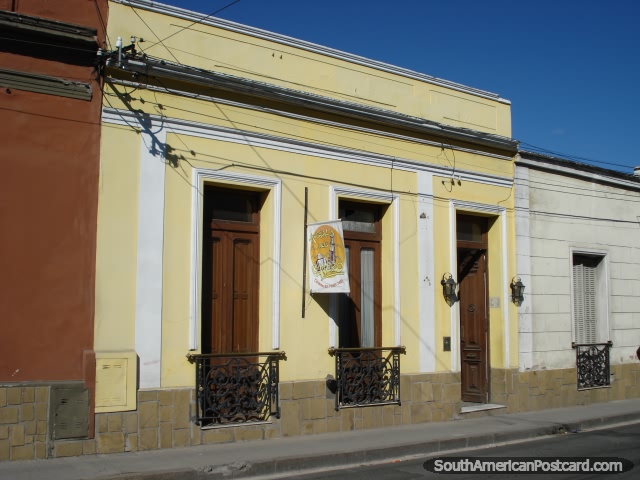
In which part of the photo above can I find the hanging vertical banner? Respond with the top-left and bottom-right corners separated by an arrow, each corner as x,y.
308,220 -> 350,293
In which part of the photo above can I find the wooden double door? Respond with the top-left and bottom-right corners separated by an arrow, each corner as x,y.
201,187 -> 260,355
457,215 -> 489,403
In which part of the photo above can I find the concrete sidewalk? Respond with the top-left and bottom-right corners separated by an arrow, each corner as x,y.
3,399 -> 640,480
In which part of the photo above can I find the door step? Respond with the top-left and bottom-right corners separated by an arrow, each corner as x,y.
460,403 -> 506,414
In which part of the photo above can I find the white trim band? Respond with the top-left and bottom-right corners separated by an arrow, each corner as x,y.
102,109 -> 513,189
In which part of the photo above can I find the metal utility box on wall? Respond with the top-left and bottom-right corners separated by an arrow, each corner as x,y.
49,383 -> 89,440
94,350 -> 138,413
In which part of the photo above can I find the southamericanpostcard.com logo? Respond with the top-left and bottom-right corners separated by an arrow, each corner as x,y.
423,457 -> 634,474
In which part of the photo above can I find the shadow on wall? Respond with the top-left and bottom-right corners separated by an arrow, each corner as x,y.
0,31 -> 97,66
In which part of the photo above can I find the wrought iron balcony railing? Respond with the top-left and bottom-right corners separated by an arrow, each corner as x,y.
328,346 -> 406,410
572,341 -> 612,389
187,351 -> 286,426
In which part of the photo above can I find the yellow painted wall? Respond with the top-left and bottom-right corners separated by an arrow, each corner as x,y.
96,2 -> 520,392
93,123 -> 141,412
156,132 -> 417,384
107,1 -> 512,137
96,87 -> 519,385
94,123 -> 140,352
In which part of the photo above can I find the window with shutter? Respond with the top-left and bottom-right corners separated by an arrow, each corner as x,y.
572,255 -> 600,344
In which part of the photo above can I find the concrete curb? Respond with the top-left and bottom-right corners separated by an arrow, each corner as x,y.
94,410 -> 640,480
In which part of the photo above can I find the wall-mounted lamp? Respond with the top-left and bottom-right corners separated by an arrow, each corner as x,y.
510,276 -> 525,305
441,273 -> 457,305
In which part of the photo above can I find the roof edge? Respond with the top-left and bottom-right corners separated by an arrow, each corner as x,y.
113,0 -> 511,105
109,56 -> 518,153
517,150 -> 640,191
0,9 -> 98,39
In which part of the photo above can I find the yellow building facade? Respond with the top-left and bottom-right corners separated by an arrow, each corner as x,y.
92,0 -> 521,452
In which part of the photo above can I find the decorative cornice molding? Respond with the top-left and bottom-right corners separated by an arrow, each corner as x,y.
114,0 -> 510,104
516,154 -> 640,192
109,78 -> 514,163
0,10 -> 98,43
102,108 -> 513,189
110,57 -> 518,153
449,199 -> 507,215
0,68 -> 92,100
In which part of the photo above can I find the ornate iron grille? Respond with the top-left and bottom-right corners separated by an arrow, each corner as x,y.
572,342 -> 612,389
187,351 -> 285,426
329,347 -> 405,410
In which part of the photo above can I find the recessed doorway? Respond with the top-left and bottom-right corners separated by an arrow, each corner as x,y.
457,214 -> 490,403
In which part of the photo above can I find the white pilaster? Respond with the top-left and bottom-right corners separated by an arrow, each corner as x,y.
418,172 -> 436,372
515,164 -> 533,370
135,126 -> 167,389
501,209 -> 510,368
448,201 -> 458,372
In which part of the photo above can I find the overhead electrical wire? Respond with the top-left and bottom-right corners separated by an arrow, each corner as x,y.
103,74 -> 640,213
0,36 -> 98,53
103,87 -> 514,180
3,3 -> 634,223
520,141 -> 634,171
102,94 -> 640,225
104,42 -> 518,160
104,73 -> 515,178
144,0 -> 242,52
514,183 -> 640,204
106,44 -> 515,163
104,79 -> 640,207
529,210 -> 640,225
120,4 -> 634,179
101,94 -> 640,227
154,44 -> 398,108
515,179 -> 640,200
161,142 -> 640,228
93,0 -> 111,50
100,29 -> 639,224
129,7 -> 182,65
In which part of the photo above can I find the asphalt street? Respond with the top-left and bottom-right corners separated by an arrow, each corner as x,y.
284,422 -> 640,480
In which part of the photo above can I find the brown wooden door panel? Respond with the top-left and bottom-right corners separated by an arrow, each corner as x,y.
231,235 -> 258,354
208,236 -> 225,354
339,240 -> 382,348
201,187 -> 260,357
458,247 -> 488,403
462,361 -> 483,394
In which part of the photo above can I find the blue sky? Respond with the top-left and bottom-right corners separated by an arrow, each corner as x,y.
155,0 -> 639,173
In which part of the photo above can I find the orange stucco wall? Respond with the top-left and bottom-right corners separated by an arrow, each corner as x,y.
0,0 -> 108,384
